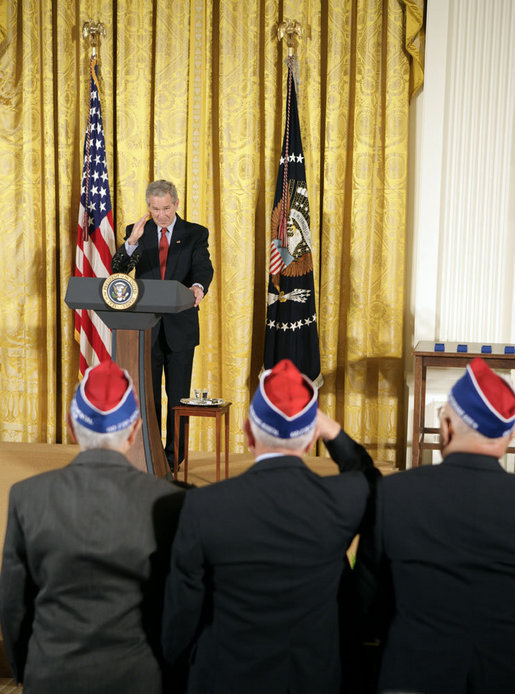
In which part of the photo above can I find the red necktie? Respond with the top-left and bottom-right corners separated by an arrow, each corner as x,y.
159,228 -> 169,280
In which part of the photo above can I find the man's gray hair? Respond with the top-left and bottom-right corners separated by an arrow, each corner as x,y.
445,401 -> 489,440
146,179 -> 178,204
71,417 -> 133,451
249,418 -> 315,452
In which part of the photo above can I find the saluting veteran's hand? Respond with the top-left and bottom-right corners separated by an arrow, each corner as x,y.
127,212 -> 150,245
316,410 -> 342,442
190,285 -> 204,307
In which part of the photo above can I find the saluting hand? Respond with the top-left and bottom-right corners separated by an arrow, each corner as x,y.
127,212 -> 150,245
316,410 -> 342,442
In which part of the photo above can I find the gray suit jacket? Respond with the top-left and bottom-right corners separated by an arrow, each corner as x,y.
0,449 -> 185,694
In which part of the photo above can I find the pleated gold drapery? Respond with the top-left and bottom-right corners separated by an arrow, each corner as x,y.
0,0 -> 424,466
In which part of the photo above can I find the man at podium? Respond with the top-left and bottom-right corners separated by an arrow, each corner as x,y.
112,179 -> 213,472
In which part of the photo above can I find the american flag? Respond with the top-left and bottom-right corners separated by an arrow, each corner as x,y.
74,55 -> 116,377
264,56 -> 322,385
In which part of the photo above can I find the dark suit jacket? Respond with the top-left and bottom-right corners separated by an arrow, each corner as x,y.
0,450 -> 185,694
360,452 -> 515,694
112,215 -> 213,351
162,431 -> 376,694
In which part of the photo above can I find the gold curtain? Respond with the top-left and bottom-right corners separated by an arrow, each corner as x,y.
0,0 -> 425,466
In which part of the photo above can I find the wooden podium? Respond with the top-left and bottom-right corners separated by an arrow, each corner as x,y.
65,277 -> 194,477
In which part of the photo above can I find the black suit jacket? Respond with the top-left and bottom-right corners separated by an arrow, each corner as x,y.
162,431 -> 376,694
359,452 -> 515,694
0,450 -> 185,694
112,215 -> 213,350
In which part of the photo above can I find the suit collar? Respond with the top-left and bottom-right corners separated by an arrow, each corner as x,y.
164,214 -> 185,279
70,449 -> 133,468
245,454 -> 308,473
173,213 -> 184,231
442,452 -> 505,472
144,217 -> 158,236
140,220 -> 161,279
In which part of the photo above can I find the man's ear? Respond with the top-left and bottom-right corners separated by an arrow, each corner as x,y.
304,426 -> 319,453
67,413 -> 78,444
127,418 -> 142,447
243,418 -> 256,450
439,413 -> 453,449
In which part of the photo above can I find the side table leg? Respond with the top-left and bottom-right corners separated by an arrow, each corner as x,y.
174,411 -> 180,480
183,417 -> 189,483
224,410 -> 230,479
215,412 -> 221,481
412,355 -> 422,467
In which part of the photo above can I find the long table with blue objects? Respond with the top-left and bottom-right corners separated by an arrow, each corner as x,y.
412,341 -> 515,467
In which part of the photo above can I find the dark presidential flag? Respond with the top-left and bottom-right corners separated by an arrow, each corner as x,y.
74,55 -> 116,377
264,56 -> 322,385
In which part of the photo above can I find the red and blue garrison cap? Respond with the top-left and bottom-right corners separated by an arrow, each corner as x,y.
449,357 -> 515,438
249,359 -> 318,440
71,359 -> 139,434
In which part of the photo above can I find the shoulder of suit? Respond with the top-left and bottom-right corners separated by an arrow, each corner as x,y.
11,467 -> 61,496
175,215 -> 209,235
380,465 -> 435,492
181,478 -> 234,507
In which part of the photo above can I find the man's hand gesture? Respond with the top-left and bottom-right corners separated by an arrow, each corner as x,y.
190,285 -> 205,307
127,212 -> 150,245
316,410 -> 342,442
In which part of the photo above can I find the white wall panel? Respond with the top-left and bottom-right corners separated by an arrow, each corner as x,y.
406,0 -> 515,467
437,0 -> 515,342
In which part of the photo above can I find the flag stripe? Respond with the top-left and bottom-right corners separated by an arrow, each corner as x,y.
270,243 -> 286,275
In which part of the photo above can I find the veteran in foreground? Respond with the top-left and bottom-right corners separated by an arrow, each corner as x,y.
0,359 -> 185,694
162,358 -> 378,694
357,357 -> 515,694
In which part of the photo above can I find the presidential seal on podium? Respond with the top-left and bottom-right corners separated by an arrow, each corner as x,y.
102,273 -> 139,310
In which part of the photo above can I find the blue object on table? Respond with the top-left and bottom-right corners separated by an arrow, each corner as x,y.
505,345 -> 515,354
457,344 -> 467,352
481,345 -> 492,353
434,343 -> 445,352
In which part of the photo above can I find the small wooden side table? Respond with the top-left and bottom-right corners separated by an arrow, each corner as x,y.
412,341 -> 515,467
173,402 -> 232,483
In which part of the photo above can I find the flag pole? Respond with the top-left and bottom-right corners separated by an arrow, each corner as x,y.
264,18 -> 322,386
277,19 -> 303,56
80,20 -> 106,239
82,19 -> 106,57
274,20 -> 303,281
75,18 -> 116,375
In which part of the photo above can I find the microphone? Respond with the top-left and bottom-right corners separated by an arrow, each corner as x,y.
111,247 -> 142,274
126,248 -> 142,272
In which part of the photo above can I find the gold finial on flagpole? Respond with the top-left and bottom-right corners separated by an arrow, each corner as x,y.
82,19 -> 106,57
277,19 -> 303,56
